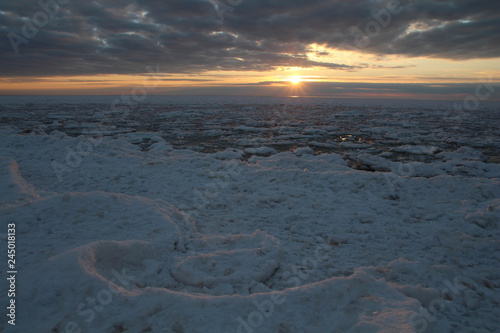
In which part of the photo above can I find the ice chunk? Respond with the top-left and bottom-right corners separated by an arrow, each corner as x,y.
212,148 -> 244,160
244,147 -> 277,157
393,145 -> 441,155
293,147 -> 315,156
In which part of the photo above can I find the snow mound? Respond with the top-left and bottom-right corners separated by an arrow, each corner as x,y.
357,154 -> 393,172
1,188 -> 193,260
0,156 -> 38,204
148,141 -> 174,155
172,248 -> 279,289
34,247 -> 422,333
1,158 -> 421,332
172,231 -> 281,289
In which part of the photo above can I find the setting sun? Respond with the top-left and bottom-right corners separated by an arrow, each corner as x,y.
290,76 -> 302,84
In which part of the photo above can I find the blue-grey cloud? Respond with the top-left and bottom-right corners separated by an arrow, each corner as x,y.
0,0 -> 499,77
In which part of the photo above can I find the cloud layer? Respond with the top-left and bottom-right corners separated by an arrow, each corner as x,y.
1,0 -> 499,76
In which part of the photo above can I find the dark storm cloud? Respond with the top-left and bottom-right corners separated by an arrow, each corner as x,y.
1,0 -> 499,77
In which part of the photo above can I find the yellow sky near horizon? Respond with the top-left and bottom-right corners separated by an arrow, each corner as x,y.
1,49 -> 499,98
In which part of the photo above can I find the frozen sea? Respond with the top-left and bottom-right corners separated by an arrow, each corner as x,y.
1,96 -> 499,332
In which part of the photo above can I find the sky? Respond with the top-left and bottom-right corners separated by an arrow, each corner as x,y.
1,0 -> 499,100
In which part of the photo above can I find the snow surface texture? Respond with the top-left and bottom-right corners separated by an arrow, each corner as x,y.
1,99 -> 499,332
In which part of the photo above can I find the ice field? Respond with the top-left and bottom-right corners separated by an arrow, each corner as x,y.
1,96 -> 499,332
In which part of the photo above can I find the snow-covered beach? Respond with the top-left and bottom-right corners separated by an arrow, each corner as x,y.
1,96 -> 499,332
